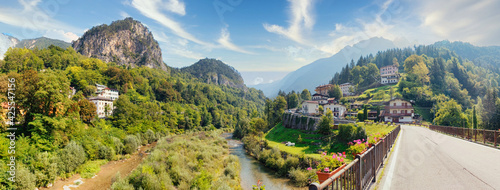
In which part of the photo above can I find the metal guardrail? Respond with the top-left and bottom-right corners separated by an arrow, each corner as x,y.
309,125 -> 401,190
428,125 -> 499,148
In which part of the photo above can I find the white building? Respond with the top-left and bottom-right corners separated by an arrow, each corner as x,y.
89,84 -> 119,118
383,98 -> 414,123
302,101 -> 319,115
339,83 -> 353,96
96,84 -> 119,100
89,97 -> 114,118
312,93 -> 328,105
380,65 -> 399,84
324,103 -> 347,119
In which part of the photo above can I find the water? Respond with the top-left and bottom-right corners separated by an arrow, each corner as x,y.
222,133 -> 305,190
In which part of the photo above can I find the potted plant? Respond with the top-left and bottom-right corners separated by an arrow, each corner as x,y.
347,139 -> 368,157
316,152 -> 347,183
367,132 -> 386,147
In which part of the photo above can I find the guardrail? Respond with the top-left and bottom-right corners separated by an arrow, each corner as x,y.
428,125 -> 499,148
309,125 -> 401,190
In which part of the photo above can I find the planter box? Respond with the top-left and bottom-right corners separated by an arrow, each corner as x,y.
316,164 -> 346,183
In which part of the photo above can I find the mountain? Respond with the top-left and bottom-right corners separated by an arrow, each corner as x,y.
433,40 -> 500,73
180,58 -> 245,89
72,17 -> 167,71
15,37 -> 71,50
252,37 -> 396,97
0,33 -> 19,59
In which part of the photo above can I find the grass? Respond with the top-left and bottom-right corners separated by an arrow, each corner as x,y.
265,123 -> 397,160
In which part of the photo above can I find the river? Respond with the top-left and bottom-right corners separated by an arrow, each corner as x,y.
223,133 -> 305,190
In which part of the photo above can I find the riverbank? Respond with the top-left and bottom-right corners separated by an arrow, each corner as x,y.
223,133 -> 305,190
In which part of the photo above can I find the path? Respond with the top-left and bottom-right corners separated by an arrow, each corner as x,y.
43,142 -> 156,190
378,125 -> 500,190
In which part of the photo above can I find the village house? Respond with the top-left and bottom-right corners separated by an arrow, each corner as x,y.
380,65 -> 399,84
324,103 -> 347,119
89,84 -> 119,118
383,98 -> 414,123
315,84 -> 334,96
340,83 -> 353,96
301,101 -> 319,115
312,93 -> 328,105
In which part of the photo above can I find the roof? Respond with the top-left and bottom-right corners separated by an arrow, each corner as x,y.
316,84 -> 334,88
380,65 -> 398,69
312,93 -> 326,96
88,97 -> 114,101
340,82 -> 352,86
387,98 -> 412,104
104,87 -> 119,92
327,98 -> 336,101
303,101 -> 319,104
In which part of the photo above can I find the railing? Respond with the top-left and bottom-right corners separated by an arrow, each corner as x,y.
429,125 -> 499,148
309,125 -> 401,190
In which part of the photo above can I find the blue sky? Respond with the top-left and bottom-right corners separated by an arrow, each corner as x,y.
1,0 -> 500,80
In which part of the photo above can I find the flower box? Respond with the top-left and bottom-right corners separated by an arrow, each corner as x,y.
316,164 -> 346,183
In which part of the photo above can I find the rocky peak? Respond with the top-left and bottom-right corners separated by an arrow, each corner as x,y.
72,17 -> 167,71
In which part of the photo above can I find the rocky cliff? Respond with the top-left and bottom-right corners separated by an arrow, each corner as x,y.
16,37 -> 71,50
72,17 -> 167,71
282,113 -> 320,131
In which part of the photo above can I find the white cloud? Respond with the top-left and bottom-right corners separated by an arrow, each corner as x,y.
164,0 -> 186,16
217,26 -> 254,54
263,0 -> 315,44
120,11 -> 130,18
131,0 -> 210,46
44,29 -> 79,42
253,77 -> 264,85
0,0 -> 81,41
416,0 -> 500,46
152,31 -> 203,60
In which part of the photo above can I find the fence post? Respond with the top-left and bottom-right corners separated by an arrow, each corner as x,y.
483,129 -> 486,144
356,155 -> 361,190
495,131 -> 498,148
372,146 -> 376,183
475,129 -> 477,142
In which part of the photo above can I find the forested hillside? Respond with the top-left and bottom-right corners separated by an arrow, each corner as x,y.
0,45 -> 265,189
330,44 -> 500,130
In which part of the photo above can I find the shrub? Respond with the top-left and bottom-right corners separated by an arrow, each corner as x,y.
337,124 -> 356,142
98,144 -> 114,160
15,164 -> 36,190
123,135 -> 139,154
76,160 -> 107,178
59,141 -> 87,173
112,137 -> 124,155
354,126 -> 367,140
289,168 -> 316,187
144,129 -> 156,143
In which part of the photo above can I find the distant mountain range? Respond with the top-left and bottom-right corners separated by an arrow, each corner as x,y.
251,37 -> 396,97
0,34 -> 71,59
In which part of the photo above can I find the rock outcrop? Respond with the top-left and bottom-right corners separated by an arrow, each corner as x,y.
72,17 -> 167,71
181,58 -> 246,89
282,113 -> 320,131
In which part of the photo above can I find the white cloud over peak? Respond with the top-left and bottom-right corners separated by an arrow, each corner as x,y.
131,0 -> 210,46
0,0 -> 81,42
217,27 -> 254,54
263,0 -> 316,44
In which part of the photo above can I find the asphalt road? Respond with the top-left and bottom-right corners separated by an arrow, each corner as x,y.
378,125 -> 500,190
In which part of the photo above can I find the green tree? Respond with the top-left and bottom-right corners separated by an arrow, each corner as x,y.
300,89 -> 311,100
78,99 -> 97,123
318,105 -> 324,115
328,85 -> 343,100
318,109 -> 333,135
363,105 -> 368,121
286,92 -> 299,109
59,141 -> 87,173
433,99 -> 467,127
473,106 -> 477,129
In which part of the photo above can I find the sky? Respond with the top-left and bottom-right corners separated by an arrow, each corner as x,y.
1,0 -> 500,85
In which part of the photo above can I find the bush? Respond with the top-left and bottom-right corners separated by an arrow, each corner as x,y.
144,129 -> 156,143
123,135 -> 139,154
288,168 -> 316,187
112,137 -> 124,155
337,124 -> 356,142
76,160 -> 107,178
98,144 -> 115,160
15,164 -> 36,190
59,141 -> 87,173
354,126 -> 367,140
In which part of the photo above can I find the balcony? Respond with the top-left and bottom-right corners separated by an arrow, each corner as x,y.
385,105 -> 413,109
383,112 -> 413,117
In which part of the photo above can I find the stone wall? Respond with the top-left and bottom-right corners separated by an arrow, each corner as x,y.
282,113 -> 320,131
